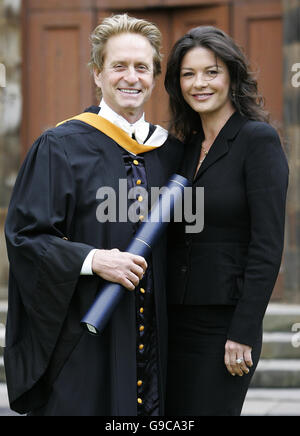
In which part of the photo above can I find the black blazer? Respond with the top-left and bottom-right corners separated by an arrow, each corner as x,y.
167,111 -> 289,347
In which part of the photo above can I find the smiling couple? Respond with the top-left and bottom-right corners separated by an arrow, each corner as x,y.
4,14 -> 288,416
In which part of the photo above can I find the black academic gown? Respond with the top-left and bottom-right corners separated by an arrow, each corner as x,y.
4,107 -> 183,415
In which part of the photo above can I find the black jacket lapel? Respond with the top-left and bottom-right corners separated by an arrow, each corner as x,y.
194,112 -> 248,182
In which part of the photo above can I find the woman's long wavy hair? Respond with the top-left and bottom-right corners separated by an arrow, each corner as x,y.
165,26 -> 270,142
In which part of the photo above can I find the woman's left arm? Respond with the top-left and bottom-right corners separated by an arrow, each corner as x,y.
225,123 -> 289,374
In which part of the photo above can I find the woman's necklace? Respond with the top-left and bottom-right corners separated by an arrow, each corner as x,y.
194,143 -> 211,179
199,144 -> 209,165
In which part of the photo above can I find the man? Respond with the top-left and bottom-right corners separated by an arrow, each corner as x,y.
4,14 -> 183,416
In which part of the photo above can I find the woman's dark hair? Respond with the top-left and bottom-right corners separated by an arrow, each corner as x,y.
165,26 -> 269,142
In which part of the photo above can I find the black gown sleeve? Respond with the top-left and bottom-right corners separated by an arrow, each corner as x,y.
4,131 -> 95,410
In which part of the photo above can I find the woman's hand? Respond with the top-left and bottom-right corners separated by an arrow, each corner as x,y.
224,340 -> 253,377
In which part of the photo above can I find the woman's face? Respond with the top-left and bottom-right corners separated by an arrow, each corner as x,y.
180,46 -> 234,118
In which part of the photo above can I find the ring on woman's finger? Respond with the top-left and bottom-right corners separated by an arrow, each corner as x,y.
236,358 -> 244,364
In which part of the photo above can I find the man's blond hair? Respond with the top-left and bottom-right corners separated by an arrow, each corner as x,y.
89,14 -> 163,77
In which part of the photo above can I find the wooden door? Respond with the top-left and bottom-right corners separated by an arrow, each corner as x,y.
233,0 -> 283,128
22,8 -> 95,151
233,0 -> 284,299
172,5 -> 229,41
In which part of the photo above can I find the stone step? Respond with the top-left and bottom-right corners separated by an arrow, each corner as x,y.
0,302 -> 6,367
0,288 -> 8,302
0,326 -> 4,355
242,388 -> 300,416
0,301 -> 7,325
0,306 -> 5,382
263,303 -> 300,332
0,323 -> 5,382
0,358 -> 4,384
251,359 -> 300,388
0,302 -> 5,371
261,332 -> 300,359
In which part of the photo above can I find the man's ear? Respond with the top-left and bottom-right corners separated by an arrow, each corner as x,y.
151,77 -> 156,93
93,68 -> 102,88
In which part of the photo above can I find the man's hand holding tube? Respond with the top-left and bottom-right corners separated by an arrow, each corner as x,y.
92,248 -> 147,291
81,174 -> 191,335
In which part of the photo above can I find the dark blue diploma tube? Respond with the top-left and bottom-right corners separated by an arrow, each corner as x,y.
81,174 -> 190,335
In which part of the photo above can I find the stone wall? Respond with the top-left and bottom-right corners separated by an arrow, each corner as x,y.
283,0 -> 300,302
0,0 -> 21,299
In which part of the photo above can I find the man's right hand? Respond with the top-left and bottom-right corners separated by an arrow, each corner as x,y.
92,249 -> 147,291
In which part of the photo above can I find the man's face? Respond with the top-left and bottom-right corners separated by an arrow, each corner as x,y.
94,33 -> 156,123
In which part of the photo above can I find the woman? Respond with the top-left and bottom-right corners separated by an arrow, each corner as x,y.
164,26 -> 289,416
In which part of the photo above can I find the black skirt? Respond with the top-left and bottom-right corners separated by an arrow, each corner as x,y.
166,305 -> 262,416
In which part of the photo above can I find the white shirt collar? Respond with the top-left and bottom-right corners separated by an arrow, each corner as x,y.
98,99 -> 149,144
98,99 -> 169,152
